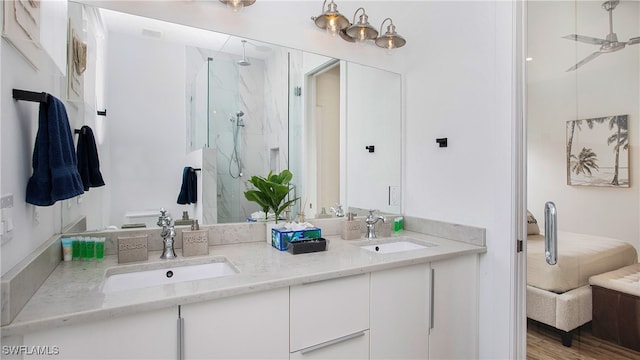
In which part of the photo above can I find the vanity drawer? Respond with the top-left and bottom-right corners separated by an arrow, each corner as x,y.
290,273 -> 369,352
290,330 -> 369,359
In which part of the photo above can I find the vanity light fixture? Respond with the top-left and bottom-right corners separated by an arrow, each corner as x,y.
345,7 -> 378,44
219,0 -> 256,12
375,18 -> 406,50
311,0 -> 349,37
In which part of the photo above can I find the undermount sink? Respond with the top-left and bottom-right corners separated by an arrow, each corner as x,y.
360,237 -> 438,254
102,258 -> 238,293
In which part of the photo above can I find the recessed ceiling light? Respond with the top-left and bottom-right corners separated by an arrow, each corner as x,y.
525,57 -> 533,62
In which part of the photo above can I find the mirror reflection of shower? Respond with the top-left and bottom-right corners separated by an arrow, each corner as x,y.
229,110 -> 245,178
237,40 -> 251,67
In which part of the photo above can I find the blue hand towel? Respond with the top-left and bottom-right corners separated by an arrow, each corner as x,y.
76,125 -> 105,191
177,167 -> 198,205
26,95 -> 84,206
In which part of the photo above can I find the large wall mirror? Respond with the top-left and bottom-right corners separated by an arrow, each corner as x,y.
63,2 -> 401,232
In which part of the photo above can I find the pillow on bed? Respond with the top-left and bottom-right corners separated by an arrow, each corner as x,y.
527,210 -> 540,235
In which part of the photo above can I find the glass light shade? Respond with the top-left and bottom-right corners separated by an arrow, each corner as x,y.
325,16 -> 344,36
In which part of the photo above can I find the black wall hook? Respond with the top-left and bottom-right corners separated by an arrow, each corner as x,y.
436,138 -> 448,148
12,89 -> 48,103
365,145 -> 375,153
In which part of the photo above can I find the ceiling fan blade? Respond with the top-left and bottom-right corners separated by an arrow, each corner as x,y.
628,36 -> 640,45
566,51 -> 603,72
562,34 -> 607,45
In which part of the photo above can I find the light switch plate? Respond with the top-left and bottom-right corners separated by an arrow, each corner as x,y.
389,186 -> 401,206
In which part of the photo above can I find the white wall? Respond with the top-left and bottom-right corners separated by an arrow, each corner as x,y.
527,0 -> 639,251
1,2 -> 94,275
106,31 -> 190,225
7,1 -> 519,357
401,2 -> 518,358
346,62 -> 402,214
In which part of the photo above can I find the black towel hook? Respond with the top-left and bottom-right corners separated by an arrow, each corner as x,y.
12,89 -> 48,103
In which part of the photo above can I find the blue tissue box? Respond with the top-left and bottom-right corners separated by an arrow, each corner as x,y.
271,227 -> 322,251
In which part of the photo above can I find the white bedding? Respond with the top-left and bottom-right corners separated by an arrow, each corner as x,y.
527,232 -> 637,293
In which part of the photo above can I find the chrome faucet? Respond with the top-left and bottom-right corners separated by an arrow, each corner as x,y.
158,209 -> 177,260
365,209 -> 385,239
330,204 -> 345,217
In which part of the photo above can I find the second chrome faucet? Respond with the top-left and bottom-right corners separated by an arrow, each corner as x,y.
365,209 -> 385,239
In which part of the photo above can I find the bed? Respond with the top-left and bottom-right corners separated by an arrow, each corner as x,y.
526,229 -> 638,346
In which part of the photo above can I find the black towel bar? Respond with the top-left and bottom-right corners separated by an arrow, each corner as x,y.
12,89 -> 48,103
97,109 -> 107,116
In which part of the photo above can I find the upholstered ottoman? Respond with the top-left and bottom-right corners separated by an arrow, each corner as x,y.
589,263 -> 640,351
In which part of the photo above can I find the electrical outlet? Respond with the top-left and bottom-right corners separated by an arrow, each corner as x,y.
1,194 -> 14,209
1,199 -> 14,245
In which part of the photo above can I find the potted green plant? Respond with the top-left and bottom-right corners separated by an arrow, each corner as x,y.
244,169 -> 299,224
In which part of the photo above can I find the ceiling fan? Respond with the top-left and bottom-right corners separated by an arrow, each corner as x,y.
563,0 -> 640,71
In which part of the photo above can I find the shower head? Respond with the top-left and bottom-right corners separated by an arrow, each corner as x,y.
237,40 -> 251,66
236,111 -> 244,117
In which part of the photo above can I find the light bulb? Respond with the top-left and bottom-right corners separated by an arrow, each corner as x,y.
355,29 -> 367,45
326,16 -> 339,37
228,0 -> 244,12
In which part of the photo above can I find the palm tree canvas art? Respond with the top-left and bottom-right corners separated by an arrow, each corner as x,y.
566,115 -> 629,187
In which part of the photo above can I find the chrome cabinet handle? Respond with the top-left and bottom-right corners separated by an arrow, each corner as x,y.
544,201 -> 558,265
430,268 -> 435,331
177,307 -> 184,360
299,331 -> 365,354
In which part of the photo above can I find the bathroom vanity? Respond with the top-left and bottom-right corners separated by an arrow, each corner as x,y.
1,221 -> 484,360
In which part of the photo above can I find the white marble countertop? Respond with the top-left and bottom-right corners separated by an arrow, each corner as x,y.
1,231 -> 485,337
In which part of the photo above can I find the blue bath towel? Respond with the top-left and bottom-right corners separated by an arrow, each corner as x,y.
177,167 -> 198,205
26,95 -> 84,206
76,125 -> 105,191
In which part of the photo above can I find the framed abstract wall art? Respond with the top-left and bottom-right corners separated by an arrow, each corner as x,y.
2,0 -> 42,69
566,115 -> 629,187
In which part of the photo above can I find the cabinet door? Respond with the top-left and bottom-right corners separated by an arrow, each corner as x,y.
290,330 -> 369,360
181,287 -> 289,359
370,263 -> 430,360
23,307 -> 177,359
429,254 -> 479,360
290,273 -> 369,353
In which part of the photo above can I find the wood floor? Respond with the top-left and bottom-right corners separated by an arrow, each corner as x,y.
527,320 -> 640,360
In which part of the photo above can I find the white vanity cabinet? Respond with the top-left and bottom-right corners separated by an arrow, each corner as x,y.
180,287 -> 289,359
290,273 -> 370,359
370,254 -> 479,360
22,307 -> 177,359
370,263 -> 431,359
429,254 -> 479,359
14,251 -> 478,360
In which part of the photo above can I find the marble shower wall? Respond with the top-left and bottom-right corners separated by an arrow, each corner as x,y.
188,45 -> 289,223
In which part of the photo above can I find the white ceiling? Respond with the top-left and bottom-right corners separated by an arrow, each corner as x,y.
98,7 -> 276,59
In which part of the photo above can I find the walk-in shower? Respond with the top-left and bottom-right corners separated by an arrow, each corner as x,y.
229,110 -> 245,178
186,38 -> 274,223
